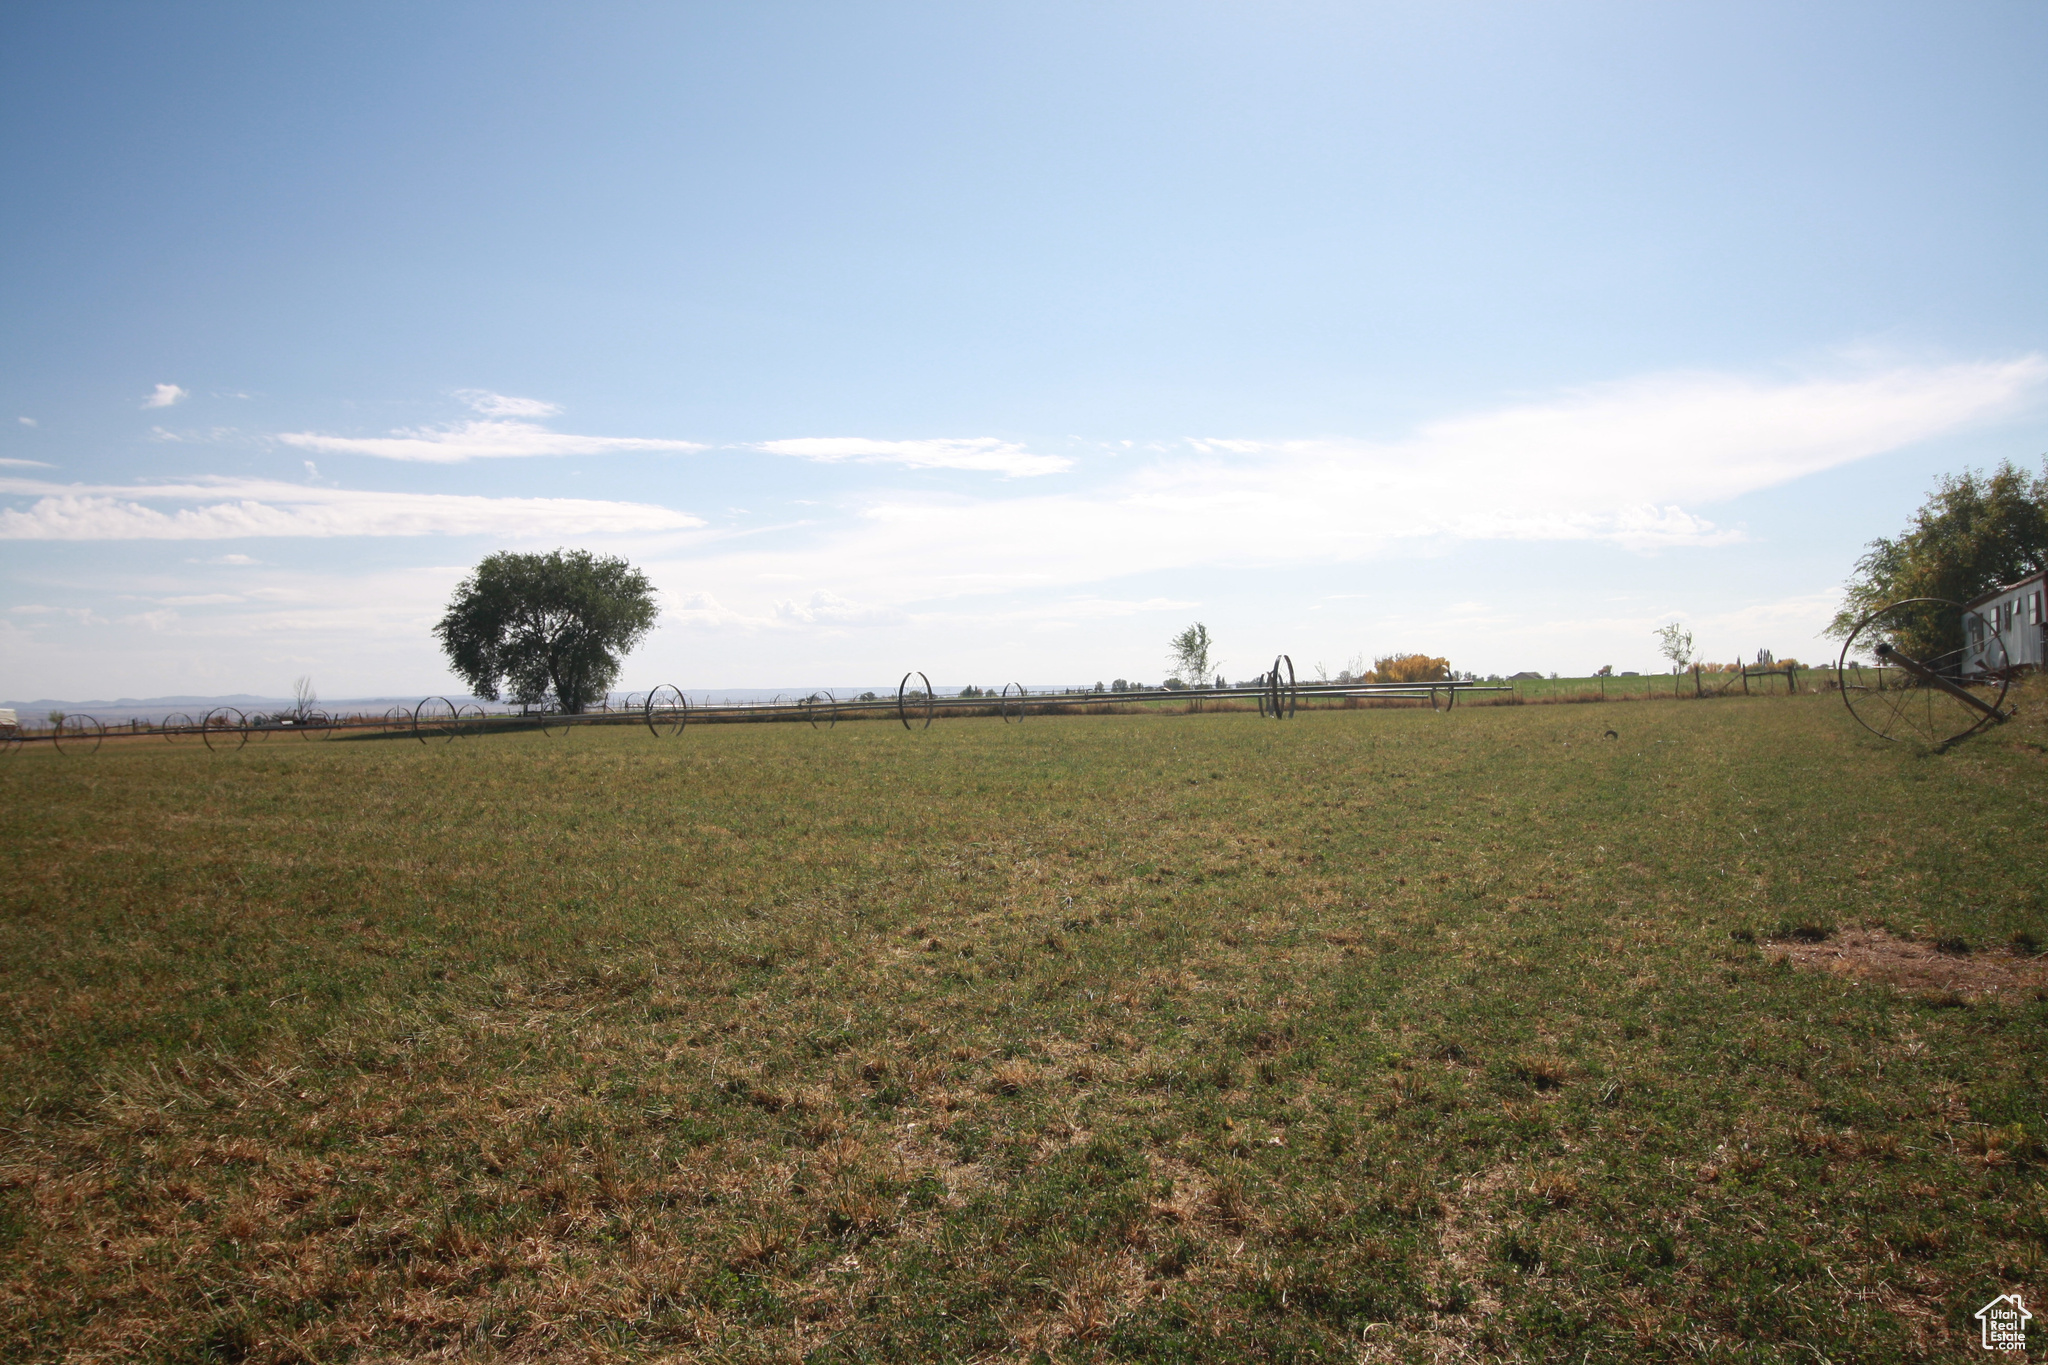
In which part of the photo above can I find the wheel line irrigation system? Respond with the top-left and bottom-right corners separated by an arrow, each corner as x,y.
4,656 -> 1513,755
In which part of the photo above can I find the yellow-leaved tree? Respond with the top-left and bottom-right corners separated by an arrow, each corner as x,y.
1371,653 -> 1451,683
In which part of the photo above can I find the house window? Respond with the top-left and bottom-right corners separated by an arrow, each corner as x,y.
2032,590 -> 2043,625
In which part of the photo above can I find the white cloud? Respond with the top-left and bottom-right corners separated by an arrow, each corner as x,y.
663,590 -> 770,630
144,384 -> 188,409
976,595 -> 1198,623
666,356 -> 2047,611
772,591 -> 909,627
9,604 -> 105,625
150,425 -> 239,443
0,476 -> 705,540
758,437 -> 1072,477
279,418 -> 704,463
0,458 -> 52,469
455,390 -> 563,418
17,417 -> 35,427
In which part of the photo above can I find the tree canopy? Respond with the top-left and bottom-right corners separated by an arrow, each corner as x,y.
1829,459 -> 2048,653
1167,623 -> 1216,686
434,550 -> 659,714
1370,653 -> 1452,684
1653,622 -> 1694,671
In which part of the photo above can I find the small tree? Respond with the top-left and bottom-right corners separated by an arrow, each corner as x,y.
1654,622 -> 1694,672
1167,623 -> 1217,687
1373,653 -> 1451,683
1595,664 -> 1614,677
435,549 -> 659,714
291,676 -> 317,721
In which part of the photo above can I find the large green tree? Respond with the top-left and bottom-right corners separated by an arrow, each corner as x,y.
1830,459 -> 2048,654
435,550 -> 659,714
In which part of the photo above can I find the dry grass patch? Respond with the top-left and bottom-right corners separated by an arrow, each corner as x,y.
1770,926 -> 2048,1000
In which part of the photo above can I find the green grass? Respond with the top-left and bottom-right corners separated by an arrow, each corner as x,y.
3,686 -> 2045,1362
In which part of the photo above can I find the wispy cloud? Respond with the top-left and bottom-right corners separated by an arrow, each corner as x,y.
665,356 -> 2047,614
17,417 -> 35,427
278,393 -> 702,463
772,591 -> 909,628
454,390 -> 563,418
143,383 -> 188,409
278,420 -> 705,463
150,425 -> 239,443
757,437 -> 1072,477
1232,356 -> 2048,512
0,458 -> 52,469
0,476 -> 705,540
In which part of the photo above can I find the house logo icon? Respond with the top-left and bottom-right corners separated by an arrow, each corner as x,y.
1976,1293 -> 2031,1351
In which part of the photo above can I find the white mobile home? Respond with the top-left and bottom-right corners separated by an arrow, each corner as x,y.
1963,570 -> 2047,674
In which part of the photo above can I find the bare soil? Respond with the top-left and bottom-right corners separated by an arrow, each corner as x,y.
1772,927 -> 2048,999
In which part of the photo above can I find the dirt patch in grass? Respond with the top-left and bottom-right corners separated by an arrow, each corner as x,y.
1771,927 -> 2048,999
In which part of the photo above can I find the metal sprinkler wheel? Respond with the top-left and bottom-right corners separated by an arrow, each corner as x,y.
51,715 -> 102,755
645,684 -> 688,738
898,671 -> 934,730
161,712 -> 197,743
455,703 -> 487,738
1263,655 -> 1297,720
1837,597 -> 2010,748
999,682 -> 1027,723
803,690 -> 838,730
199,707 -> 248,752
413,696 -> 460,743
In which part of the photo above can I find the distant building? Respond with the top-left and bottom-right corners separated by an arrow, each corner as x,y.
1963,570 -> 2046,674
1508,671 -> 1543,681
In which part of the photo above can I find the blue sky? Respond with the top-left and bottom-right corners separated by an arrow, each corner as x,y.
4,1 -> 2046,700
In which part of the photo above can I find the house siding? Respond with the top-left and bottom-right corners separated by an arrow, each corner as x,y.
1962,569 -> 2048,673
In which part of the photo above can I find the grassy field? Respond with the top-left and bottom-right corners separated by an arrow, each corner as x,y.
1488,672 -> 1809,705
3,685 -> 2045,1363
